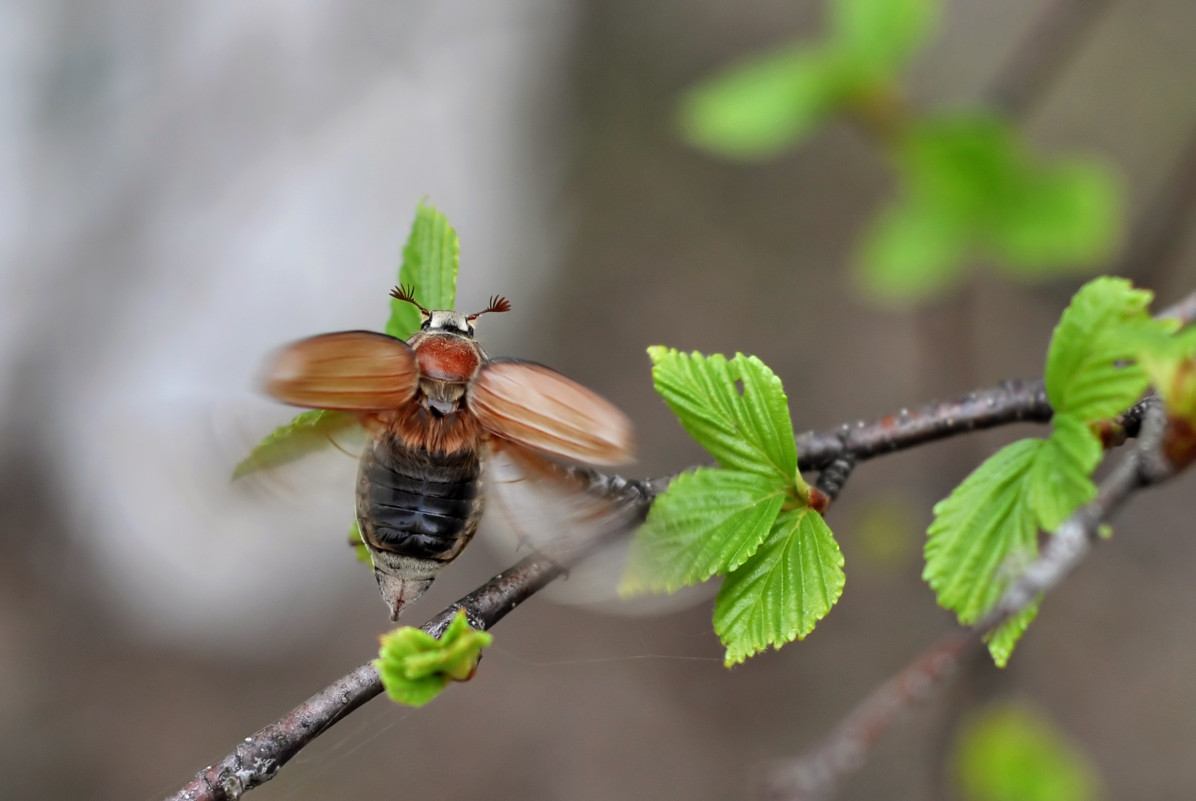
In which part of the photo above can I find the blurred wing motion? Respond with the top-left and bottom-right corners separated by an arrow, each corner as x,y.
484,439 -> 708,615
265,331 -> 418,411
485,438 -> 645,563
469,359 -> 635,467
485,439 -> 708,616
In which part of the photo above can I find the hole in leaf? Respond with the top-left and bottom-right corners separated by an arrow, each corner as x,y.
734,378 -> 745,396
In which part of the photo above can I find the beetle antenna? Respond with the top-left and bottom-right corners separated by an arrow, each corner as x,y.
467,295 -> 512,322
390,285 -> 429,316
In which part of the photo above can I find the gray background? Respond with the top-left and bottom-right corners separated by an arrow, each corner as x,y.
2,1 -> 1195,799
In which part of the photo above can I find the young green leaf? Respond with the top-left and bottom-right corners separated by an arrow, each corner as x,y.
1044,276 -> 1161,421
952,701 -> 1103,801
386,201 -> 461,339
1137,327 -> 1196,469
375,610 -> 492,707
988,417 -> 1098,664
984,603 -> 1039,670
713,508 -> 845,666
858,115 -> 1122,305
989,159 -> 1119,273
856,199 -> 969,303
232,410 -> 359,479
678,45 -> 849,160
1140,327 -> 1196,422
831,0 -> 940,80
1028,415 -> 1099,530
621,468 -> 787,594
647,347 -> 798,482
677,0 -> 940,160
925,439 -> 1041,627
926,420 -> 1098,664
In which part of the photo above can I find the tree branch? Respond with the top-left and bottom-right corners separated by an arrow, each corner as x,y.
757,401 -> 1182,801
168,555 -> 565,801
794,378 -> 1051,471
169,291 -> 1196,801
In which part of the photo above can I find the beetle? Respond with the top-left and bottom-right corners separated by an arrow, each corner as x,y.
262,286 -> 635,620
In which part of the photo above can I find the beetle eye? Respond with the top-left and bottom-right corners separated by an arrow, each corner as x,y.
420,319 -> 431,331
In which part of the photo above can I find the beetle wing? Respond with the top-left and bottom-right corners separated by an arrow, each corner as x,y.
264,331 -> 418,411
468,359 -> 634,467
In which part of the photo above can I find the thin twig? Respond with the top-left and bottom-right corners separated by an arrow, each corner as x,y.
794,378 -> 1051,471
758,630 -> 980,801
758,402 -> 1180,801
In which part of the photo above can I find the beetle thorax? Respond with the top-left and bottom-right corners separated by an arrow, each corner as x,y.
406,327 -> 486,418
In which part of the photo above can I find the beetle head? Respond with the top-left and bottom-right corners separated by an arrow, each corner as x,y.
390,286 -> 511,339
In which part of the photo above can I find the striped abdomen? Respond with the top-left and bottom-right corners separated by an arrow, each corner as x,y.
356,437 -> 483,564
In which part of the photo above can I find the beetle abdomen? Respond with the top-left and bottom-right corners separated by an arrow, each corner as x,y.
357,438 -> 483,562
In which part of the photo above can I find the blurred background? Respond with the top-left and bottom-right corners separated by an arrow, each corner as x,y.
2,1 -> 1195,799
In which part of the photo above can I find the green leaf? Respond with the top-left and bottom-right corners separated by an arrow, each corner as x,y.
926,423 -> 1099,665
856,199 -> 969,303
1029,415 -> 1100,530
860,115 -> 1123,304
952,701 -> 1103,801
678,44 -> 849,160
831,0 -> 940,79
648,347 -> 798,482
1044,277 -> 1159,420
677,0 -> 940,161
900,115 -> 1023,223
232,410 -> 359,479
925,440 -> 1040,626
386,201 -> 460,339
622,468 -> 787,594
713,508 -> 845,666
998,415 -> 1100,665
984,602 -> 1039,669
375,610 -> 492,707
1139,327 -> 1196,424
990,160 -> 1120,273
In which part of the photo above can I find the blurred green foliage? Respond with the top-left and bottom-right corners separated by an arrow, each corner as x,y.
677,0 -> 1122,305
952,701 -> 1103,801
679,0 -> 939,159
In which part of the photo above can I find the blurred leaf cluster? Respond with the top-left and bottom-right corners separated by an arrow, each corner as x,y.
679,0 -> 1120,304
951,701 -> 1103,801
